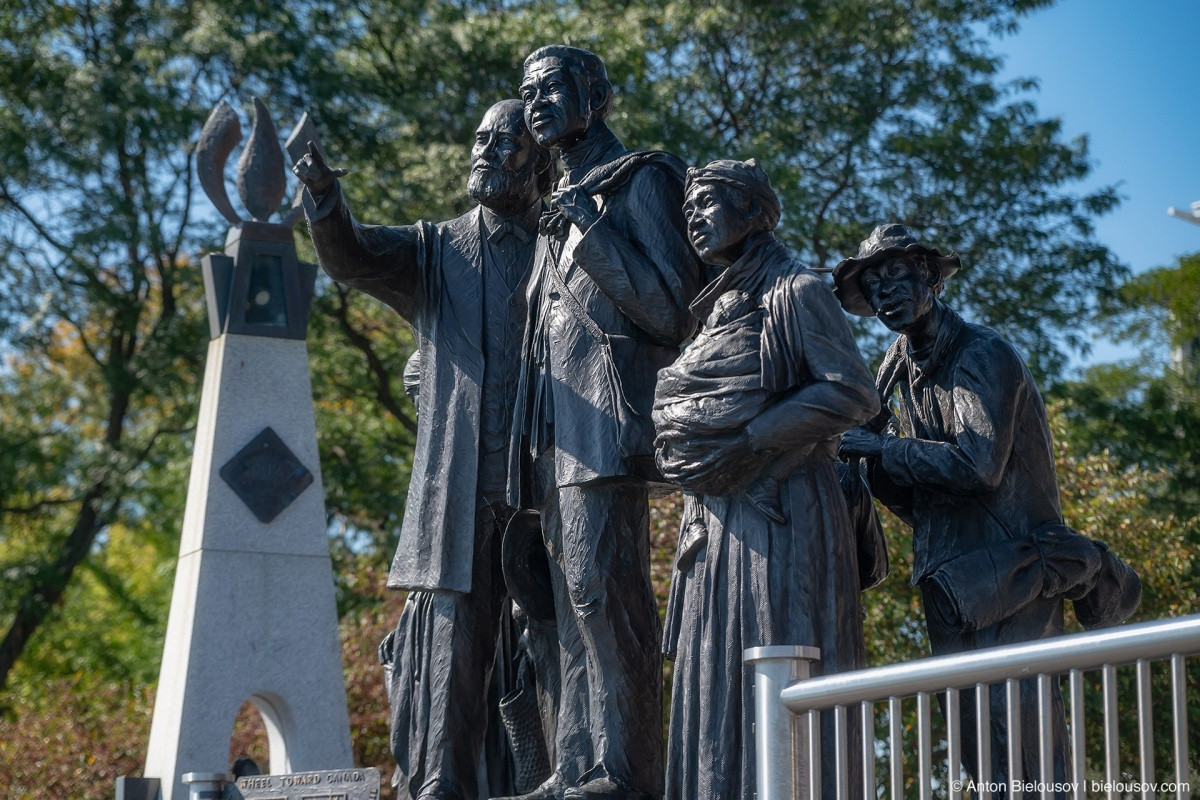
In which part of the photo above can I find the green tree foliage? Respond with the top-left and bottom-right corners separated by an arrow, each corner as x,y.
1058,253 -> 1200,517
0,0 -> 379,691
642,0 -> 1126,377
1119,252 -> 1200,360
0,0 -> 213,691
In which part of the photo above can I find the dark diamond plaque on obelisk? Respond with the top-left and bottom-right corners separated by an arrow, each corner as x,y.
219,427 -> 314,523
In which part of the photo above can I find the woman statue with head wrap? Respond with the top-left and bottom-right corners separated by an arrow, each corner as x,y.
655,160 -> 880,799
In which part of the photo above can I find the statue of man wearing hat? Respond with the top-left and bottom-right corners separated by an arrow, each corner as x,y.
833,223 -> 1071,792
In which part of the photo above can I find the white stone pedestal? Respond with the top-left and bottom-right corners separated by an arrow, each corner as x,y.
144,333 -> 353,800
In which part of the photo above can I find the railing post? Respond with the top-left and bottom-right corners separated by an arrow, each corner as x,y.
180,773 -> 229,800
744,645 -> 821,800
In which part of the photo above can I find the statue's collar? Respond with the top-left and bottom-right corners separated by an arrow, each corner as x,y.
903,304 -> 962,385
480,198 -> 542,239
560,125 -> 626,182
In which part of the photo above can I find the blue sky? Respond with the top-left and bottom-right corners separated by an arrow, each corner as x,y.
995,0 -> 1200,368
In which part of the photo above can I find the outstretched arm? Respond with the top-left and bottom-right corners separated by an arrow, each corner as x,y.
294,142 -> 423,320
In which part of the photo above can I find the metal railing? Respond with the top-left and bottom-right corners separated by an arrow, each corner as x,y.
747,614 -> 1200,800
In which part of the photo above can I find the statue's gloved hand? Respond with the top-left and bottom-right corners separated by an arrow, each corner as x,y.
657,428 -> 762,495
864,404 -> 897,434
539,209 -> 569,239
839,426 -> 886,459
291,140 -> 348,197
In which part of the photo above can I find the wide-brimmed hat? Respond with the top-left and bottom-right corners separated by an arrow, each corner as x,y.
832,223 -> 961,317
502,509 -> 555,624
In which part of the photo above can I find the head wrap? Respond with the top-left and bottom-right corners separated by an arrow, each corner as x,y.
685,158 -> 782,231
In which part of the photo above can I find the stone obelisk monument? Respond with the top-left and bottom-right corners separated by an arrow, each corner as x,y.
143,99 -> 352,800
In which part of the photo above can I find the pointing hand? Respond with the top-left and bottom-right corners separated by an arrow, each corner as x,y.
291,140 -> 348,196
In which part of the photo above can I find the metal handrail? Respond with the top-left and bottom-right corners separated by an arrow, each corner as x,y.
752,614 -> 1200,799
781,613 -> 1200,713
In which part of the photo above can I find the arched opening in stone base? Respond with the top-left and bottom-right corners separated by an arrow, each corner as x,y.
229,692 -> 296,776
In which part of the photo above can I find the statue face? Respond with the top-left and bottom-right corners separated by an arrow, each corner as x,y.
467,102 -> 539,213
520,59 -> 588,148
683,182 -> 756,266
860,256 -> 936,333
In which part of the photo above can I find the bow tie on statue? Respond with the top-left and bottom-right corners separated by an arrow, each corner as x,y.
489,218 -> 533,246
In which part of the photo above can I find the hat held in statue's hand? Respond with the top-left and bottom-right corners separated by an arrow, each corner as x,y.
832,223 -> 961,317
502,509 -> 556,625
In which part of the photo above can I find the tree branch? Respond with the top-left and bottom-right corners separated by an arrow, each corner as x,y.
0,182 -> 75,257
0,480 -> 114,690
330,285 -> 417,435
1,497 -> 79,515
811,143 -> 858,271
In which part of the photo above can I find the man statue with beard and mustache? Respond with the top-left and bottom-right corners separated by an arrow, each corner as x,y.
294,99 -> 556,800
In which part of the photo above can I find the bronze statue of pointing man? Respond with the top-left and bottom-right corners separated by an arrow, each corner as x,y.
295,100 -> 554,800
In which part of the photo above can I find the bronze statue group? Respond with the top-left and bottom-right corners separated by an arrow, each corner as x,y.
294,44 -> 1140,800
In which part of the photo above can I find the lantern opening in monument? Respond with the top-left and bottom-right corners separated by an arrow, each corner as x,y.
245,252 -> 289,327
